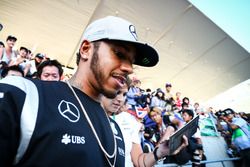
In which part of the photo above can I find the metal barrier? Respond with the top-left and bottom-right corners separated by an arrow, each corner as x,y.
155,157 -> 241,167
155,114 -> 242,167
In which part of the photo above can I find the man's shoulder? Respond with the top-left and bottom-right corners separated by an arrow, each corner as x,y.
0,77 -> 64,92
0,76 -> 35,89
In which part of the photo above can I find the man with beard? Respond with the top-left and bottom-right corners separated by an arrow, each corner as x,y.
0,16 -> 162,167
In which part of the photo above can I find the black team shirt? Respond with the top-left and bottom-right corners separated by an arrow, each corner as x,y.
0,76 -> 125,167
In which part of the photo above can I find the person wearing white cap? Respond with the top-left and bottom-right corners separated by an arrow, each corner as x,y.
223,108 -> 250,167
0,16 -> 187,167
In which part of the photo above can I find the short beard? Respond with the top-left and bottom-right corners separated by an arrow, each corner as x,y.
90,42 -> 117,98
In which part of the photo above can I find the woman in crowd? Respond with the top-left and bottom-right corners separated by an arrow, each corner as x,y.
150,89 -> 166,110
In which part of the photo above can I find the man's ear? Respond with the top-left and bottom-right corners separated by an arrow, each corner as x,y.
79,40 -> 91,61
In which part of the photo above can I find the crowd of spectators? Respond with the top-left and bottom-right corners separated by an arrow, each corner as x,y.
0,35 -> 63,80
124,81 -> 207,166
123,77 -> 250,166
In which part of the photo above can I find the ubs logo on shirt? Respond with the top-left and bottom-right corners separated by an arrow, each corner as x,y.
61,133 -> 85,145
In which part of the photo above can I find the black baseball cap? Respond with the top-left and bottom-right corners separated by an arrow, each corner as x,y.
222,108 -> 235,116
20,47 -> 28,53
6,35 -> 17,42
165,83 -> 172,87
35,53 -> 45,59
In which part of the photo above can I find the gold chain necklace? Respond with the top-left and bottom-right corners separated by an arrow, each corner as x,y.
66,80 -> 117,167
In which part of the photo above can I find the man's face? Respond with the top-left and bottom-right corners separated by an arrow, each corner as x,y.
182,104 -> 189,110
194,104 -> 199,109
19,49 -> 28,58
6,39 -> 16,48
219,115 -> 227,121
90,40 -> 135,98
166,86 -> 171,92
101,85 -> 128,115
35,56 -> 44,63
225,114 -> 234,122
40,65 -> 60,81
176,92 -> 181,98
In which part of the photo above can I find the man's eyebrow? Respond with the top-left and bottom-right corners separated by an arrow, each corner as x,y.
106,40 -> 132,51
116,43 -> 131,51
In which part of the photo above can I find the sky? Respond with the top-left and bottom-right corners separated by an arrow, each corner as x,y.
189,0 -> 250,53
189,0 -> 250,112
